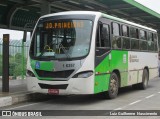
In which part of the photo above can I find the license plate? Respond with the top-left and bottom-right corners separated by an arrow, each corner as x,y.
48,89 -> 59,95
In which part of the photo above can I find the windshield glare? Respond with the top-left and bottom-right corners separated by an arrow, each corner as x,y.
30,19 -> 93,60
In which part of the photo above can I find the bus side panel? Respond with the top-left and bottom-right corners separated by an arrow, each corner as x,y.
94,50 -> 128,93
128,51 -> 158,85
110,50 -> 128,87
94,55 -> 110,94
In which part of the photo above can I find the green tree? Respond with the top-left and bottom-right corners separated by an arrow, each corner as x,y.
0,53 -> 27,78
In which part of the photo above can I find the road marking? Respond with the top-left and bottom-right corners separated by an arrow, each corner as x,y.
5,99 -> 52,110
128,100 -> 141,105
5,102 -> 42,110
145,94 -> 155,99
114,107 -> 122,110
114,93 -> 158,110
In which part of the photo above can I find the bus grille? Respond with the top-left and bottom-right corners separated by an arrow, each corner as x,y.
38,83 -> 68,89
35,69 -> 74,78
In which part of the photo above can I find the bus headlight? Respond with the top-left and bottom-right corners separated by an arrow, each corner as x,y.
73,71 -> 93,78
26,70 -> 35,77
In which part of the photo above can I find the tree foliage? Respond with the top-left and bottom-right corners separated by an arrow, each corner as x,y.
0,53 -> 27,79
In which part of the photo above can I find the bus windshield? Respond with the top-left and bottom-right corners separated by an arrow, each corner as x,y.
30,19 -> 93,60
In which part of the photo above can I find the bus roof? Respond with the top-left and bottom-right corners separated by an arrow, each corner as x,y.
40,11 -> 157,32
40,11 -> 101,18
101,13 -> 157,32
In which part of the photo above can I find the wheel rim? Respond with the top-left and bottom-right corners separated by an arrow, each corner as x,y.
110,76 -> 118,95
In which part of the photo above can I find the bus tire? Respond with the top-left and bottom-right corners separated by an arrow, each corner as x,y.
138,69 -> 149,90
103,72 -> 119,99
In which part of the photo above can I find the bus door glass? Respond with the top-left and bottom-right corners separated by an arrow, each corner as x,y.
96,21 -> 111,57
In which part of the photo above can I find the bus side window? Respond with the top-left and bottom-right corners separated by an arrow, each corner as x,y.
122,25 -> 130,50
139,30 -> 147,51
153,33 -> 158,52
96,22 -> 110,57
148,32 -> 154,51
112,22 -> 121,49
100,24 -> 110,48
130,27 -> 139,50
130,27 -> 139,39
96,23 -> 110,48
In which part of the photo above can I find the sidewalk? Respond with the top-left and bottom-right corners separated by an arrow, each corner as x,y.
0,79 -> 32,108
0,79 -> 52,108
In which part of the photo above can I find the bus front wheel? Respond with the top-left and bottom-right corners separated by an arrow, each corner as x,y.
103,72 -> 119,99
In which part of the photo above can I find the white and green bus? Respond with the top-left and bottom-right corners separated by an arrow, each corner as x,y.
27,11 -> 158,99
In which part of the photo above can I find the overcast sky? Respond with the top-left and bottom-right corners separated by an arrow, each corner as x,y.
0,0 -> 160,40
135,0 -> 160,14
0,29 -> 23,40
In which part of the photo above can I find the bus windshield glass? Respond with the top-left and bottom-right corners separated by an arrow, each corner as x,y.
30,19 -> 93,60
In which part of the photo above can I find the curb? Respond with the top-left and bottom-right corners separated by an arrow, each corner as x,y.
0,93 -> 32,108
0,93 -> 50,108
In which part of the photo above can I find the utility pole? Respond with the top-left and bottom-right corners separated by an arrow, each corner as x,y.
2,34 -> 9,92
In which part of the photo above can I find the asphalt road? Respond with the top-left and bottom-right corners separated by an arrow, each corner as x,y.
1,77 -> 160,119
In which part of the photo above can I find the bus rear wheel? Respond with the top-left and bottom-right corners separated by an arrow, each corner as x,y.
103,72 -> 119,99
138,69 -> 149,89
133,69 -> 149,90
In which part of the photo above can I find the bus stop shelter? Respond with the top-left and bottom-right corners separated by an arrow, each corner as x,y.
0,0 -> 160,34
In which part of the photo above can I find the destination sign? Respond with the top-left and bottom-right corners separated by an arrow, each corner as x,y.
44,21 -> 84,29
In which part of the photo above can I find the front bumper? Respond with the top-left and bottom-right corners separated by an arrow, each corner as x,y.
26,75 -> 94,95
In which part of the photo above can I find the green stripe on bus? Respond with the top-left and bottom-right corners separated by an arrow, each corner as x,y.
30,59 -> 54,80
31,60 -> 54,71
94,50 -> 128,94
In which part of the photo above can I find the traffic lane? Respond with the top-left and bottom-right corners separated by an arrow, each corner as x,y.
3,77 -> 160,110
119,91 -> 160,110
3,77 -> 160,111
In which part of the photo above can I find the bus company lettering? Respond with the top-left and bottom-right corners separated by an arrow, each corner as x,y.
129,55 -> 139,62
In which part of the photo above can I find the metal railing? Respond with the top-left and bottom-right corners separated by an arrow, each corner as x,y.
0,39 -> 30,79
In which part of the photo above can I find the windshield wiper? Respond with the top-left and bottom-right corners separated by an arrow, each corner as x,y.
59,43 -> 71,58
